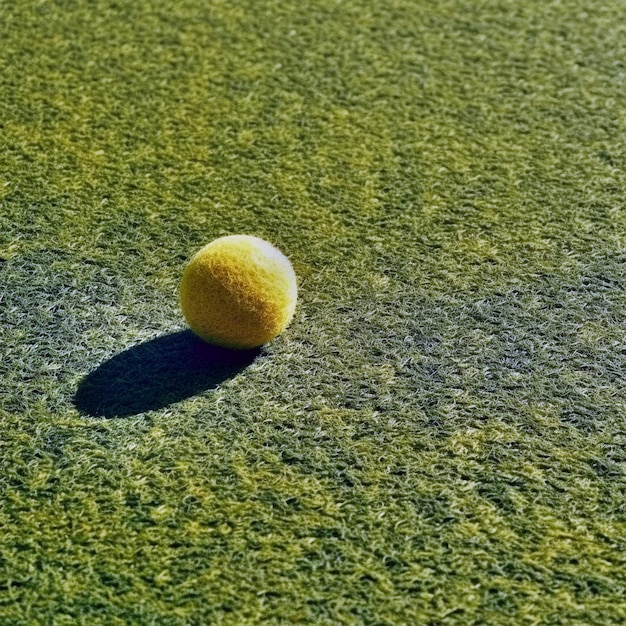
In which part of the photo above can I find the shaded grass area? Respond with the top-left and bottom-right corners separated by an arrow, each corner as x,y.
0,0 -> 625,623
74,331 -> 260,418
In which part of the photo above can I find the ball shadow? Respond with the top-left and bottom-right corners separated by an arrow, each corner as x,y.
74,330 -> 260,418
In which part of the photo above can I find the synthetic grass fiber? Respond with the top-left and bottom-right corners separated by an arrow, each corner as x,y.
1,0 -> 625,624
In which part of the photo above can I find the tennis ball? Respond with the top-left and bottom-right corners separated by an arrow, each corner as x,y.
180,235 -> 298,349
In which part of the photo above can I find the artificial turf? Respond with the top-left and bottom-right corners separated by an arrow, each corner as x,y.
1,0 -> 625,623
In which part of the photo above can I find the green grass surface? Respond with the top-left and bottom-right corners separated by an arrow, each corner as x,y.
1,0 -> 625,623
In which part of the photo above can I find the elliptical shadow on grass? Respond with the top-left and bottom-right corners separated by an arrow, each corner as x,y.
74,330 -> 260,418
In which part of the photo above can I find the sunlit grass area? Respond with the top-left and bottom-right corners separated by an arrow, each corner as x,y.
1,0 -> 625,623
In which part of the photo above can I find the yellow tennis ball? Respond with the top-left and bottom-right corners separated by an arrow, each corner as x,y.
180,235 -> 298,349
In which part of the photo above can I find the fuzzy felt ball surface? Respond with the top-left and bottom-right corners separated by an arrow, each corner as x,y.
180,235 -> 298,349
